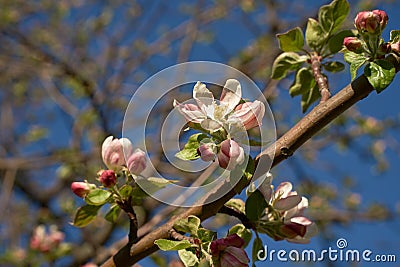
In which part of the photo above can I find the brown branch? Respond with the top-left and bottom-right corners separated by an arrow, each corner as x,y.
310,52 -> 331,103
101,53 -> 400,266
218,205 -> 255,230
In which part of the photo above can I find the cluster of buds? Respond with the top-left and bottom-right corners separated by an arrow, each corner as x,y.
71,136 -> 147,197
258,178 -> 317,243
30,225 -> 65,253
174,79 -> 265,170
354,10 -> 388,35
344,10 -> 390,59
210,234 -> 250,267
102,136 -> 147,175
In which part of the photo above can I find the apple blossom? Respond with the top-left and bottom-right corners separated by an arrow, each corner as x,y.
343,37 -> 362,52
354,10 -> 388,34
127,148 -> 147,175
198,142 -> 217,162
217,139 -> 245,170
30,225 -> 65,253
210,234 -> 250,267
71,182 -> 95,198
229,100 -> 265,130
101,136 -> 133,170
98,169 -> 117,187
173,79 -> 244,134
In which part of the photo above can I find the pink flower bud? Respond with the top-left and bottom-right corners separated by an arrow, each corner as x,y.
98,170 -> 117,187
354,10 -> 388,34
217,139 -> 244,170
101,136 -> 133,170
343,37 -> 362,52
71,182 -> 94,198
198,142 -> 217,162
210,234 -> 249,267
232,100 -> 265,130
127,149 -> 146,175
391,41 -> 400,54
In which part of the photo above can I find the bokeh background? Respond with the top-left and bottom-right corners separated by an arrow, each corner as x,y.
0,0 -> 399,266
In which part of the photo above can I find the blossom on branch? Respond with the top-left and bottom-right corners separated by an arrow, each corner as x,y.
354,10 -> 388,34
101,136 -> 133,170
217,139 -> 245,170
210,234 -> 250,267
127,148 -> 147,175
71,182 -> 95,198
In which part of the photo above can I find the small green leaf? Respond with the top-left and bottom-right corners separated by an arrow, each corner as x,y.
323,61 -> 345,72
390,30 -> 400,42
85,189 -> 112,206
72,205 -> 101,227
197,228 -> 217,243
319,0 -> 350,33
225,199 -> 246,214
301,84 -> 321,113
364,60 -> 396,93
154,239 -> 192,251
252,236 -> 264,264
175,133 -> 208,161
305,18 -> 328,50
105,204 -> 121,223
245,190 -> 268,222
174,215 -> 201,237
328,29 -> 355,54
343,50 -> 367,80
178,249 -> 199,267
120,184 -> 133,198
228,224 -> 252,248
244,156 -> 255,180
277,27 -> 304,52
137,177 -> 176,196
271,52 -> 308,80
289,68 -> 316,97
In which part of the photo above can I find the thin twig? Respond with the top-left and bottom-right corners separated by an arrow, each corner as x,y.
218,205 -> 255,230
310,52 -> 331,103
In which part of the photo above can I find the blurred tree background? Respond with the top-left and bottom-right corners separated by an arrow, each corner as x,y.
0,0 -> 399,266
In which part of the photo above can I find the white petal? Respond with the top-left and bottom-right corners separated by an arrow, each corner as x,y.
200,119 -> 223,132
220,79 -> 242,114
274,182 -> 293,199
193,82 -> 214,115
274,195 -> 302,211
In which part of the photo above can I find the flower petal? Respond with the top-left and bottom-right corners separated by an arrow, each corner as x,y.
274,182 -> 293,199
220,79 -> 242,114
173,100 -> 206,123
289,216 -> 313,226
274,195 -> 302,211
193,81 -> 215,116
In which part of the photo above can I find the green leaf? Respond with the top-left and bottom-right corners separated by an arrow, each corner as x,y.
174,215 -> 201,237
225,199 -> 246,214
85,189 -> 112,206
244,156 -> 255,180
328,29 -> 355,54
318,0 -> 350,34
305,18 -> 328,50
289,68 -> 316,97
178,249 -> 199,267
271,52 -> 308,80
364,60 -> 396,93
137,177 -> 176,196
197,228 -> 217,243
72,205 -> 101,227
154,239 -> 192,251
277,27 -> 304,52
228,224 -> 252,248
252,236 -> 264,264
301,84 -> 321,113
175,133 -> 208,161
390,30 -> 400,42
245,190 -> 268,222
120,184 -> 133,198
323,61 -> 345,72
105,204 -> 121,223
343,50 -> 367,80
